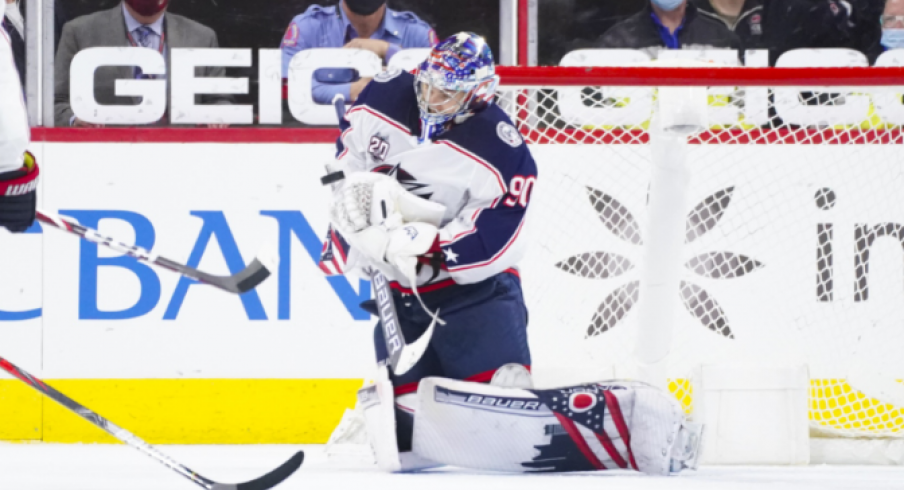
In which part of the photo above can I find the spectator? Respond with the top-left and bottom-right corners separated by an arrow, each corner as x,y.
3,0 -> 67,88
881,0 -> 904,50
54,0 -> 230,128
596,0 -> 740,56
691,0 -> 881,64
280,0 -> 436,104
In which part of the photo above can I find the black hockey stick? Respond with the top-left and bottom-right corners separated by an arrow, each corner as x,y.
0,355 -> 303,490
36,209 -> 274,294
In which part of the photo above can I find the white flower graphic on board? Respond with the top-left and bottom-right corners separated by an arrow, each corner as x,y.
556,186 -> 764,339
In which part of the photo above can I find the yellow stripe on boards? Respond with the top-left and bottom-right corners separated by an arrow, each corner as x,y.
12,377 -> 900,443
0,380 -> 43,440
5,379 -> 361,444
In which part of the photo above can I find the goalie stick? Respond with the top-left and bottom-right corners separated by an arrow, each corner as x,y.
370,265 -> 436,376
35,209 -> 273,294
322,94 -> 435,376
0,355 -> 303,490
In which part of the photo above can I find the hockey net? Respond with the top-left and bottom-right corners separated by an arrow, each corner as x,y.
328,65 -> 904,462
493,65 -> 904,447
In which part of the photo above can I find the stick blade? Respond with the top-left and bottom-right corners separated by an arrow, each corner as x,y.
212,451 -> 304,490
394,314 -> 438,376
233,257 -> 274,293
197,252 -> 277,294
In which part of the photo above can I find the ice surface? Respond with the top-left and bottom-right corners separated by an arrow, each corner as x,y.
1,443 -> 903,490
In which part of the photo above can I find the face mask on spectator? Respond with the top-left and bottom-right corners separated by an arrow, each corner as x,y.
344,0 -> 386,16
124,0 -> 169,17
651,0 -> 685,12
882,28 -> 904,49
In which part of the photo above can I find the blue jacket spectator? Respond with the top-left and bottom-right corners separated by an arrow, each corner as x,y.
281,0 -> 436,104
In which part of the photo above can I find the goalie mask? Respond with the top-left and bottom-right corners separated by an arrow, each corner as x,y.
414,32 -> 499,144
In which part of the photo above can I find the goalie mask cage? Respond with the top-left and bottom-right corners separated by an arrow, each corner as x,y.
489,65 -> 904,457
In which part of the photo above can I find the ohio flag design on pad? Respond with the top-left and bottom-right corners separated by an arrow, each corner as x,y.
525,385 -> 639,472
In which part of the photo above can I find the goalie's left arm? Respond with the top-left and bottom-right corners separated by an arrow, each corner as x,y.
436,142 -> 537,286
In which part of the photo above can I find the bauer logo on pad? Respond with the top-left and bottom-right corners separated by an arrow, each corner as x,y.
434,386 -> 551,416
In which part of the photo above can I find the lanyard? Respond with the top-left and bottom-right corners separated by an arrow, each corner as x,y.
125,18 -> 167,54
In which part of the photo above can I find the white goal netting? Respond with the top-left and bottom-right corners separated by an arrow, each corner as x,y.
496,67 -> 904,440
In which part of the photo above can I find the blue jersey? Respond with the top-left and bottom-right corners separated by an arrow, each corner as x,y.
280,4 -> 436,104
320,69 -> 538,288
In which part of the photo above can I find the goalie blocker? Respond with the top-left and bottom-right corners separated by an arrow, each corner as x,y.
0,151 -> 38,233
360,370 -> 702,476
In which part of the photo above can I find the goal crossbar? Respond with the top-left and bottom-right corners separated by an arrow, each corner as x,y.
495,66 -> 904,87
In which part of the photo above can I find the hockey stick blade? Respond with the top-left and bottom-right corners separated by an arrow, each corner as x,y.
321,170 -> 345,186
0,355 -> 303,490
211,451 -> 304,490
36,209 -> 275,295
192,256 -> 273,294
394,312 -> 436,375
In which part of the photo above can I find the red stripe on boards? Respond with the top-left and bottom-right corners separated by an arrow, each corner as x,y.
32,128 -> 341,144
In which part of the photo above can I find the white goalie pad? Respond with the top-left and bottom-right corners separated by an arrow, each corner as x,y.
413,378 -> 558,472
358,366 -> 441,472
412,377 -> 698,475
359,366 -> 402,472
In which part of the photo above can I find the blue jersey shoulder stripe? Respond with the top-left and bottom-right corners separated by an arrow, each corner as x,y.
355,70 -> 421,135
437,140 -> 507,193
336,70 -> 419,158
438,104 -> 537,184
446,203 -> 527,272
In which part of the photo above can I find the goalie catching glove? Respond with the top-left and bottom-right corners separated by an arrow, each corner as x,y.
327,169 -> 447,327
329,170 -> 446,277
0,151 -> 38,233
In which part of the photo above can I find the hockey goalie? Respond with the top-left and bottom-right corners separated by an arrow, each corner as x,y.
320,31 -> 703,475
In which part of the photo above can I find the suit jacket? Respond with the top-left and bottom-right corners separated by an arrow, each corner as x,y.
54,5 -> 230,126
